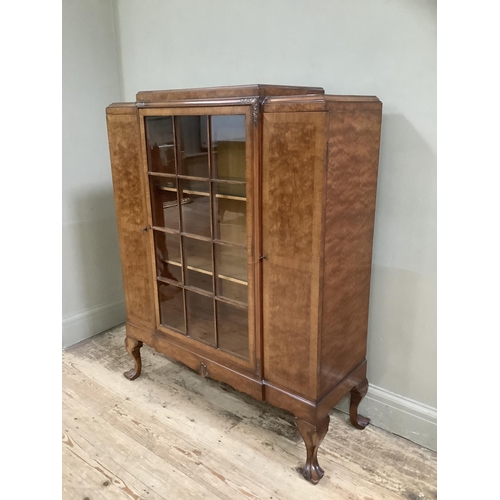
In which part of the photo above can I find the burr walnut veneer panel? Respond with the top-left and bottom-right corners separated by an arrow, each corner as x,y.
319,101 -> 383,397
262,112 -> 326,400
106,108 -> 155,330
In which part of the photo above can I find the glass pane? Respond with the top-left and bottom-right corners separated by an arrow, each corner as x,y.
213,183 -> 246,245
158,282 -> 185,333
217,279 -> 248,305
215,195 -> 246,246
150,177 -> 179,230
211,115 -> 246,181
154,231 -> 182,283
213,181 -> 246,198
186,291 -> 215,345
217,301 -> 249,359
181,178 -> 210,195
177,116 -> 209,177
183,236 -> 212,292
215,243 -> 247,303
146,117 -> 176,174
185,270 -> 212,292
180,180 -> 211,237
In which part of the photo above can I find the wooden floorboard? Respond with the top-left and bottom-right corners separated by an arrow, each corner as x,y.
62,325 -> 437,500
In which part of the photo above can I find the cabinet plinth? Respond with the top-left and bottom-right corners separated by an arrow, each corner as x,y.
106,85 -> 382,483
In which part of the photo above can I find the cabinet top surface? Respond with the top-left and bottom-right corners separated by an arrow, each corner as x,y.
106,85 -> 381,112
135,84 -> 325,102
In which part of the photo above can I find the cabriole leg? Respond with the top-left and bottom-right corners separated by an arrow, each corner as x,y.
296,415 -> 330,484
124,337 -> 143,380
349,378 -> 370,429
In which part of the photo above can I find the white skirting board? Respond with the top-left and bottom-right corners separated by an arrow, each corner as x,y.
335,384 -> 437,451
62,299 -> 125,349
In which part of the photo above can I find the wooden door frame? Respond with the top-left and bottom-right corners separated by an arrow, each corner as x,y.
136,103 -> 261,374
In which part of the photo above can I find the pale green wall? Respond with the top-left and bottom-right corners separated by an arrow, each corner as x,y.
62,0 -> 125,347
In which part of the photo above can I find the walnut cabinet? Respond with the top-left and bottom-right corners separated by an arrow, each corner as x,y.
106,85 -> 382,483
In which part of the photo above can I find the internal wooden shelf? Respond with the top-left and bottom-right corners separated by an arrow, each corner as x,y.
215,194 -> 246,201
157,187 -> 245,201
162,258 -> 247,285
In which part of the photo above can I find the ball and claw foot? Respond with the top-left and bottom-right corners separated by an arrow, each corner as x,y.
350,378 -> 370,429
296,416 -> 330,484
124,337 -> 143,380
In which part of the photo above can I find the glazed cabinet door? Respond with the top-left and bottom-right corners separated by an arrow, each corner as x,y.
139,106 -> 257,370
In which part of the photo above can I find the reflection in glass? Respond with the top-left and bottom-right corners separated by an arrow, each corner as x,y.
183,236 -> 212,292
215,243 -> 247,281
158,282 -> 185,332
217,278 -> 248,305
211,115 -> 246,181
186,291 -> 215,345
213,181 -> 246,198
177,116 -> 209,177
150,177 -> 179,230
185,271 -> 212,292
215,243 -> 247,304
180,179 -> 211,237
154,231 -> 182,283
181,178 -> 210,195
217,301 -> 249,359
215,196 -> 246,246
146,117 -> 176,174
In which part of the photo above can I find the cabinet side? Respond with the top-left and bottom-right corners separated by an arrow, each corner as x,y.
319,99 -> 382,398
106,104 -> 156,330
261,111 -> 326,400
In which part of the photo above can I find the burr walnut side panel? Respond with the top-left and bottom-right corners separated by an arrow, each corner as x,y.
106,108 -> 155,329
262,112 -> 326,399
319,101 -> 382,397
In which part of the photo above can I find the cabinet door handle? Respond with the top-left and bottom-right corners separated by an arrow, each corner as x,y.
259,254 -> 268,261
140,226 -> 151,232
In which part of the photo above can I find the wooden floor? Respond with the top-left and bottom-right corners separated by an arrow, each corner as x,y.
62,325 -> 437,500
